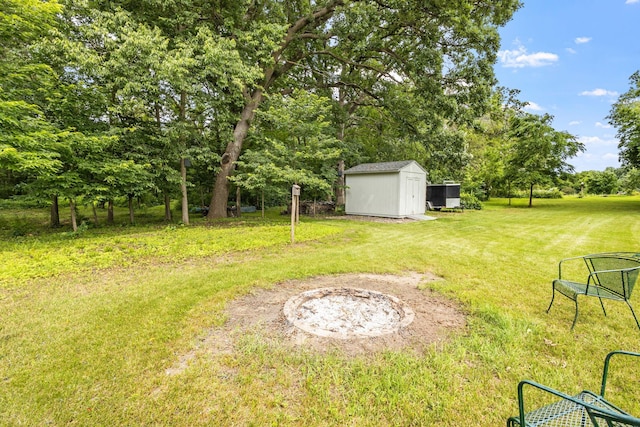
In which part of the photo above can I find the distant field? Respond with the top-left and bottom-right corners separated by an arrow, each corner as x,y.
1,196 -> 639,426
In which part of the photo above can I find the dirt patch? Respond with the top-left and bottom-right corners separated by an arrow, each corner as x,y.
167,273 -> 466,374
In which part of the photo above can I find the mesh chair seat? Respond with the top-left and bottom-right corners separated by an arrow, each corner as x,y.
507,391 -> 627,426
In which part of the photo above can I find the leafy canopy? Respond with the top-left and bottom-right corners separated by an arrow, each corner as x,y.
609,71 -> 640,168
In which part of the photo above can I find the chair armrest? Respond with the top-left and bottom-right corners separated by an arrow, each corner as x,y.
601,350 -> 640,397
517,379 -> 581,421
558,255 -> 587,280
516,379 -> 640,426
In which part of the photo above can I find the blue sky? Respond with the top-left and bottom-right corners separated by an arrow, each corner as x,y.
494,0 -> 640,172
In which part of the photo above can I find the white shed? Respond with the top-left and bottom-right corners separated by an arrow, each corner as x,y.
344,160 -> 427,218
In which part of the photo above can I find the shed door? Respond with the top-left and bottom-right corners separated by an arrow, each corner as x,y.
405,177 -> 421,215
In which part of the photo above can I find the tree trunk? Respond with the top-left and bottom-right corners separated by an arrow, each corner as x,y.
107,200 -> 114,225
528,183 -> 534,207
179,91 -> 190,225
92,202 -> 99,225
128,194 -> 135,224
164,192 -> 172,221
207,89 -> 263,219
261,189 -> 265,218
180,157 -> 189,225
205,2 -> 343,219
236,186 -> 241,218
70,199 -> 77,232
50,195 -> 60,228
336,159 -> 345,206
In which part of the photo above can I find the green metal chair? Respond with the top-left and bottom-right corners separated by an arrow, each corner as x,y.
507,350 -> 640,426
547,252 -> 640,330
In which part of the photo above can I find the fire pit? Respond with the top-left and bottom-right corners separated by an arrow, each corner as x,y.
283,287 -> 415,339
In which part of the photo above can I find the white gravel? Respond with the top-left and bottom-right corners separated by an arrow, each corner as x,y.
284,288 -> 415,339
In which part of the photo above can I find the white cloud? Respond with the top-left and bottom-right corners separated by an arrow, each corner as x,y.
603,153 -> 619,160
524,101 -> 544,111
498,44 -> 559,68
595,122 -> 611,128
579,88 -> 619,97
579,136 -> 602,145
626,0 -> 639,4
566,47 -> 577,54
569,121 -> 581,126
578,135 -> 618,146
575,37 -> 592,44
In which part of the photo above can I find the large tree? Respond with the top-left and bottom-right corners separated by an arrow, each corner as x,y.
505,112 -> 584,207
47,0 -> 520,218
4,1 -> 522,220
608,71 -> 640,169
0,0 -> 113,228
59,1 -> 258,223
204,0 -> 522,218
232,89 -> 342,211
465,87 -> 527,199
0,0 -> 63,188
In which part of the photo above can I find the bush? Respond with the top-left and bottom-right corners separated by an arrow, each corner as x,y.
532,188 -> 563,199
461,192 -> 482,210
498,187 -> 564,199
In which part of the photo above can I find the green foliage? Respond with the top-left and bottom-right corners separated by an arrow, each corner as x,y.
234,90 -> 342,200
583,168 -> 620,195
3,0 -> 524,223
505,112 -> 583,205
532,187 -> 563,199
608,70 -> 640,168
619,168 -> 640,194
0,1 -> 66,191
0,0 -> 61,43
460,191 -> 483,210
465,87 -> 526,199
0,101 -> 62,175
504,187 -> 563,199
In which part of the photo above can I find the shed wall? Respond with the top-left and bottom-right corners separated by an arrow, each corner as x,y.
345,173 -> 401,217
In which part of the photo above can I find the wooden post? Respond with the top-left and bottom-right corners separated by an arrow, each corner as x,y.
291,184 -> 300,243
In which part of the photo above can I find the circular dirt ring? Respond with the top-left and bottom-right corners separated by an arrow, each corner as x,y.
283,287 -> 415,339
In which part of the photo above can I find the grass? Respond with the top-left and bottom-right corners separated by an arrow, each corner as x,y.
1,196 -> 639,425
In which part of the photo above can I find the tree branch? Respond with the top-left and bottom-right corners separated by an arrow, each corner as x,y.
273,0 -> 346,64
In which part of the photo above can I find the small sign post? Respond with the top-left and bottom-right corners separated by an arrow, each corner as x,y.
291,184 -> 301,243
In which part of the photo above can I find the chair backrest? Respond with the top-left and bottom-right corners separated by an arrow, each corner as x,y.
585,253 -> 640,299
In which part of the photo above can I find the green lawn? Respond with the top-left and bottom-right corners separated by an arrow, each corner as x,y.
1,196 -> 639,426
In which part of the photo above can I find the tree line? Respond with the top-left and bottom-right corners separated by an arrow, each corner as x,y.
2,1 -> 638,229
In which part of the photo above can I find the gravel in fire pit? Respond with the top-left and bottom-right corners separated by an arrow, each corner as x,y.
284,287 -> 415,339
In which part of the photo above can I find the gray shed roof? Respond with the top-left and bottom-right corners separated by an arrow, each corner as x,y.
344,160 -> 424,175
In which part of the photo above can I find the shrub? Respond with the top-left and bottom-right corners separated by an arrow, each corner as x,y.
532,188 -> 563,199
461,192 -> 482,210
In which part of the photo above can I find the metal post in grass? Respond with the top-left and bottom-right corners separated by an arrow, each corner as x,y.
291,184 -> 300,243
